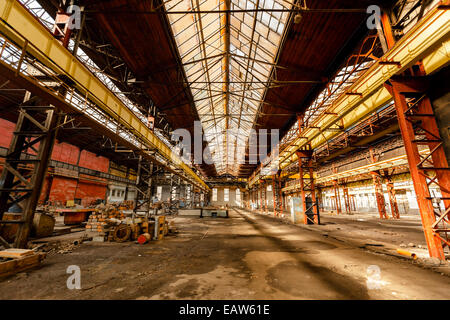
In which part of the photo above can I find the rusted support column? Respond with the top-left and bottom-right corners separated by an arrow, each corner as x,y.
369,148 -> 388,219
298,156 -> 307,224
350,195 -> 356,211
308,158 -> 320,224
343,184 -> 351,214
381,10 -> 448,259
316,187 -> 323,211
295,113 -> 320,224
272,175 -> 277,216
386,72 -> 449,260
371,171 -> 388,219
261,181 -> 267,213
384,169 -> 400,219
0,106 -> 62,248
296,113 -> 306,223
278,175 -> 283,214
296,148 -> 319,225
259,181 -> 263,212
332,180 -> 342,215
272,173 -> 283,217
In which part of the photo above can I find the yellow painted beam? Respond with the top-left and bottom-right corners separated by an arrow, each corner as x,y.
278,5 -> 449,170
246,5 -> 450,187
282,150 -> 428,189
0,0 -> 209,191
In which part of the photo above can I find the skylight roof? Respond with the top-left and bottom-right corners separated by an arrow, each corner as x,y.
165,0 -> 294,175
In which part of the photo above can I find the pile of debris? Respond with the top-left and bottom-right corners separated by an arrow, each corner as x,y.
85,204 -> 177,243
85,204 -> 125,232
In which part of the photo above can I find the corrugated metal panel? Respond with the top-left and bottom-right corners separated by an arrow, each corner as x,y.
78,150 -> 109,173
75,181 -> 107,206
51,142 -> 79,165
48,177 -> 77,204
0,119 -> 15,148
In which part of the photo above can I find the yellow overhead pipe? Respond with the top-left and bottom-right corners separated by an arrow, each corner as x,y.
0,0 -> 209,191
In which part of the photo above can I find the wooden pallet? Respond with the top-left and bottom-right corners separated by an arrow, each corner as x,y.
0,248 -> 34,259
0,250 -> 46,277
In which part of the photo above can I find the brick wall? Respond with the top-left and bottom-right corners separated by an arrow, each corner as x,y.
0,118 -> 112,206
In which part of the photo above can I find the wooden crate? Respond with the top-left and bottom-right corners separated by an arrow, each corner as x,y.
0,251 -> 46,277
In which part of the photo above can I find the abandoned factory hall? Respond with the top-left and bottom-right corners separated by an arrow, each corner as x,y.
0,0 -> 449,305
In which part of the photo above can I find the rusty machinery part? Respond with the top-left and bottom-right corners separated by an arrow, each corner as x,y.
112,225 -> 131,242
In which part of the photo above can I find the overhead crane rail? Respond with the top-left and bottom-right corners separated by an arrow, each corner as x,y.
249,4 -> 450,188
0,0 -> 209,191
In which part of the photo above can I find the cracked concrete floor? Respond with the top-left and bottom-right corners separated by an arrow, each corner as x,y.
0,209 -> 449,299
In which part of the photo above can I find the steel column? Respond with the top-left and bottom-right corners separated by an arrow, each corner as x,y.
308,158 -> 320,224
272,173 -> 283,216
384,169 -> 400,219
134,157 -> 154,216
169,174 -> 180,214
296,148 -> 320,225
386,71 -> 449,260
185,184 -> 193,208
370,148 -> 388,219
52,9 -> 72,48
332,180 -> 342,215
0,104 -> 61,248
370,171 -> 388,219
259,182 -> 263,211
351,195 -> 357,211
343,184 -> 351,214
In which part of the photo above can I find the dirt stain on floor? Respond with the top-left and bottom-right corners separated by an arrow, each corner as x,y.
0,210 -> 449,300
266,260 -> 369,299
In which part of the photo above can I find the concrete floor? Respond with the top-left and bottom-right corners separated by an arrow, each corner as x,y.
283,210 -> 435,254
0,209 -> 449,299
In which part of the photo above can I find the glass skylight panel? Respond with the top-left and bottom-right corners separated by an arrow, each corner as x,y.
165,0 -> 293,175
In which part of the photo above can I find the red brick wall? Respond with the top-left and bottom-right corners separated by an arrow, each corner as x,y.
0,118 -> 110,206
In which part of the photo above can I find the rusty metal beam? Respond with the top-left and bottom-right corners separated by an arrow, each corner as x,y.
220,0 -> 230,171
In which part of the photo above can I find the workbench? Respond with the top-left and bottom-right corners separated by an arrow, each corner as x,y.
54,208 -> 95,225
200,207 -> 229,218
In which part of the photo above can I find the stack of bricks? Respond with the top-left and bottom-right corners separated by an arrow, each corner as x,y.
85,212 -> 107,233
118,200 -> 134,210
85,205 -> 125,234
